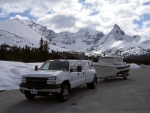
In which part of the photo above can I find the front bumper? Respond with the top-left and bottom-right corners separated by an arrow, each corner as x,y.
20,83 -> 61,94
20,87 -> 61,93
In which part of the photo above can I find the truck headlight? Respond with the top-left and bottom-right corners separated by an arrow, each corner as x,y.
47,77 -> 56,84
22,76 -> 26,83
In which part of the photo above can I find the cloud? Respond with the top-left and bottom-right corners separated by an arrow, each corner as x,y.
10,15 -> 29,20
37,14 -> 77,32
49,15 -> 76,28
0,0 -> 31,13
0,0 -> 149,36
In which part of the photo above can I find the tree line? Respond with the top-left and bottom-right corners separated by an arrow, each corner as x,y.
1,38 -> 150,64
124,54 -> 150,65
0,38 -> 88,62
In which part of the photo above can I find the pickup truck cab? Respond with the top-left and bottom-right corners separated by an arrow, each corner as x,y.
20,59 -> 97,101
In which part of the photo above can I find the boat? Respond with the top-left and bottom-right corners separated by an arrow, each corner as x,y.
94,56 -> 130,79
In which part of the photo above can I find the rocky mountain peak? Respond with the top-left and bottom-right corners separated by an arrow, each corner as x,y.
106,24 -> 126,41
114,24 -> 120,29
112,24 -> 125,35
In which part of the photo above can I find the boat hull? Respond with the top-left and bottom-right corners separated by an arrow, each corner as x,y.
94,64 -> 130,78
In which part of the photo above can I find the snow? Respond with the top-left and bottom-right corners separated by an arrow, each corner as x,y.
0,19 -> 72,52
76,28 -> 100,35
51,28 -> 104,52
0,19 -> 42,47
130,63 -> 141,69
90,24 -> 150,56
0,61 -> 42,91
49,44 -> 72,52
0,61 -> 140,91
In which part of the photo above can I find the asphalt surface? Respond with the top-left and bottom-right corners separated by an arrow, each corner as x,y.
0,65 -> 150,113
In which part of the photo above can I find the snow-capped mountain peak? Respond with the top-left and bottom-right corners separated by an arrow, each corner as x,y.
114,24 -> 121,30
108,24 -> 125,41
90,24 -> 150,56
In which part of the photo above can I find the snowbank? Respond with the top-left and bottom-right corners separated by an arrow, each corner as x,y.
0,61 -> 42,91
130,63 -> 141,69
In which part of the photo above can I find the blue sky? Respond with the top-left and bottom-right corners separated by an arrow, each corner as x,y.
0,0 -> 150,36
0,10 -> 37,21
134,14 -> 150,28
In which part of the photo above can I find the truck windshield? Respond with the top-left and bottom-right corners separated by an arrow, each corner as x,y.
40,61 -> 69,71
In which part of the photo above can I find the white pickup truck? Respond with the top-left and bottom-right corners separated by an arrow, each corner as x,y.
20,59 -> 97,101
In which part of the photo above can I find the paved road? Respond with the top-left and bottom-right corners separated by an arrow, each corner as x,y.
1,66 -> 150,113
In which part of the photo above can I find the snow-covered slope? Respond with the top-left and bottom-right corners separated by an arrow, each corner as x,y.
0,19 -> 72,52
0,19 -> 104,52
90,24 -> 150,56
0,61 -> 43,90
0,19 -> 42,47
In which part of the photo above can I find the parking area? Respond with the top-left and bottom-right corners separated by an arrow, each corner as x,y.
0,66 -> 150,113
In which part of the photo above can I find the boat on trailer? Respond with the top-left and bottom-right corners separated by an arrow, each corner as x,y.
94,56 -> 130,80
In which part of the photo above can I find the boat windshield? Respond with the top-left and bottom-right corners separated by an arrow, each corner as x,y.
114,58 -> 123,62
99,58 -> 107,63
99,58 -> 114,63
107,58 -> 114,63
40,61 -> 69,71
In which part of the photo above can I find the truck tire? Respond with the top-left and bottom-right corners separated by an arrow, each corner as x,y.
25,92 -> 35,99
87,77 -> 97,89
60,84 -> 69,102
123,72 -> 128,80
123,75 -> 128,80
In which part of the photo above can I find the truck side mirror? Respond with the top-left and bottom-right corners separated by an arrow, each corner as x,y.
77,66 -> 82,72
35,65 -> 38,71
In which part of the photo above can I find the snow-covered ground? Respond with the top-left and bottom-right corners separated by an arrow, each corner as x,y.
130,63 -> 141,69
0,61 -> 43,91
0,61 -> 140,91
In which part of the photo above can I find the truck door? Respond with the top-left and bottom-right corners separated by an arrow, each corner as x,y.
69,61 -> 84,88
82,61 -> 94,83
76,61 -> 85,85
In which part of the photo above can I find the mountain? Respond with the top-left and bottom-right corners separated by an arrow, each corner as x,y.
38,26 -> 105,52
0,19 -> 150,56
49,28 -> 104,52
0,19 -> 71,52
0,19 -> 104,52
90,24 -> 150,56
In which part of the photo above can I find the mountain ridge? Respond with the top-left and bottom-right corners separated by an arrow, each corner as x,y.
0,19 -> 150,56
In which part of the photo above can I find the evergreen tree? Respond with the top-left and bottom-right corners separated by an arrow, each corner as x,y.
39,37 -> 44,51
38,38 -> 50,61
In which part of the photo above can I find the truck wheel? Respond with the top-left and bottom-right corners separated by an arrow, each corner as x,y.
123,75 -> 128,80
60,84 -> 69,102
87,83 -> 92,89
25,92 -> 35,99
123,72 -> 128,80
87,77 -> 97,89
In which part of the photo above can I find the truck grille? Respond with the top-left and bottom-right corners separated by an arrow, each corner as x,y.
26,77 -> 47,86
20,77 -> 61,89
